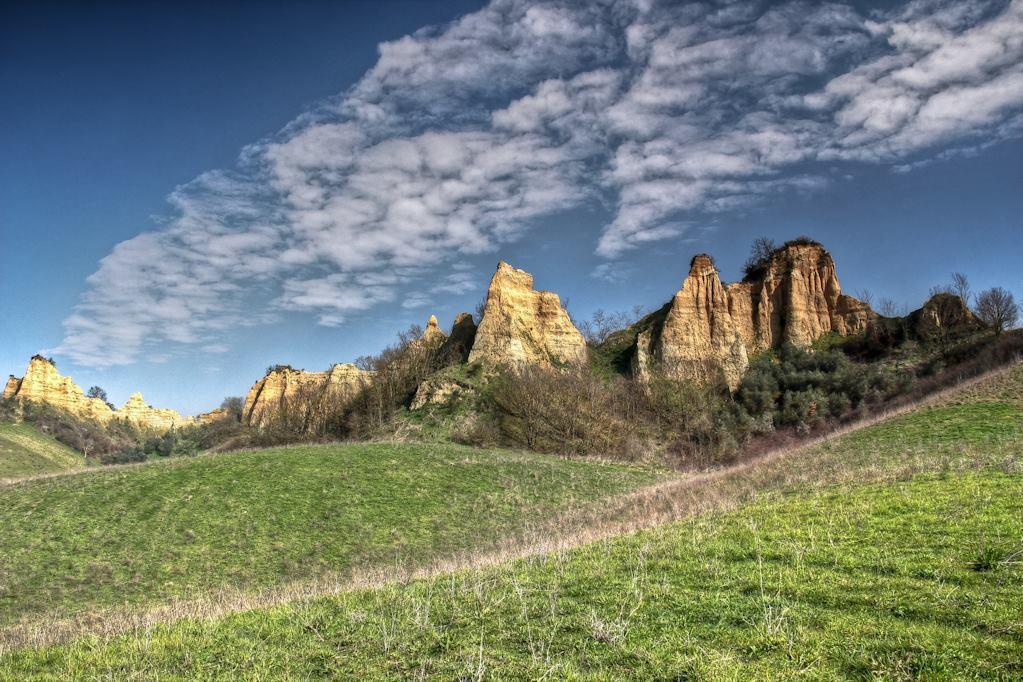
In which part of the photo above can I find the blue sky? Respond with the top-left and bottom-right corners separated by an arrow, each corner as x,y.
2,0 -> 1021,415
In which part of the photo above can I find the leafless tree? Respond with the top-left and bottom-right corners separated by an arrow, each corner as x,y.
975,287 -> 1018,334
856,289 -> 873,307
743,236 -> 778,277
878,297 -> 900,317
951,272 -> 971,304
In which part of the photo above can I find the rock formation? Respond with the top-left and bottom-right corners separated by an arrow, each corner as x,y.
441,313 -> 477,362
117,393 -> 193,432
468,262 -> 587,368
632,241 -> 876,389
242,363 -> 373,427
908,293 -> 983,340
196,407 -> 234,424
726,241 -> 876,352
4,356 -> 193,431
422,315 -> 446,344
633,255 -> 749,389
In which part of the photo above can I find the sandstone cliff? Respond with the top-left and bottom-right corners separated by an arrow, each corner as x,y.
468,262 -> 587,368
117,392 -> 193,432
633,255 -> 749,389
4,356 -> 193,431
631,241 -> 875,389
242,362 -> 373,427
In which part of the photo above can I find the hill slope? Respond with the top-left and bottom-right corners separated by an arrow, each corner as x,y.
0,442 -> 657,631
0,422 -> 83,479
3,364 -> 1019,678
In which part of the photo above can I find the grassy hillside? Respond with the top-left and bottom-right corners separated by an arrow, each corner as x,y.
3,473 -> 1018,679
0,422 -> 83,480
0,442 -> 657,630
3,365 -> 1019,678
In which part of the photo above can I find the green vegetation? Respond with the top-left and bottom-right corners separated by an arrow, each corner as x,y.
4,473 -> 1018,679
0,441 -> 657,628
2,364 -> 1020,678
0,422 -> 83,479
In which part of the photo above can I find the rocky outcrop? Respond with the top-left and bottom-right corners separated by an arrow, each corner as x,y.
438,313 -> 477,364
632,241 -> 876,389
4,356 -> 193,431
410,377 -> 471,409
196,407 -> 234,424
727,241 -> 876,352
422,315 -> 446,344
242,363 -> 373,427
468,262 -> 587,368
117,392 -> 193,432
4,375 -> 23,400
633,255 -> 749,389
908,293 -> 983,340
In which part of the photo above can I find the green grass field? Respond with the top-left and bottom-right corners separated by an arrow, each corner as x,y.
0,422 -> 83,480
1,365 -> 1021,679
3,471 -> 1019,679
0,442 -> 657,631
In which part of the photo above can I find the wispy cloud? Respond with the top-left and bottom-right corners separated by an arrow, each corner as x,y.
57,0 -> 1023,367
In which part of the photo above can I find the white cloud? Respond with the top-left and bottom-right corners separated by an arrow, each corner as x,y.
58,0 -> 1023,366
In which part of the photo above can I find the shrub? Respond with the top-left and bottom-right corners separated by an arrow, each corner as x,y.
736,344 -> 906,430
100,446 -> 148,465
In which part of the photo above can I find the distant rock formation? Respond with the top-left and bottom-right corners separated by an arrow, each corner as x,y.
4,356 -> 193,431
117,392 -> 191,432
242,363 -> 373,427
468,262 -> 587,368
632,241 -> 876,389
908,293 -> 983,340
196,407 -> 234,425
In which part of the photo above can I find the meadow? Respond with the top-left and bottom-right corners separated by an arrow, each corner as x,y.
0,443 -> 657,633
1,364 -> 1020,679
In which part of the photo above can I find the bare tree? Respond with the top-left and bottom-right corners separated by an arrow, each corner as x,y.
975,287 -> 1019,334
856,289 -> 873,307
878,297 -> 900,317
743,236 -> 777,277
951,272 -> 971,304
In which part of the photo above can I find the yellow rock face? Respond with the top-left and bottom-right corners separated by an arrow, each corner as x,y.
242,363 -> 373,427
640,255 -> 749,389
468,262 -> 587,368
731,243 -> 875,351
196,407 -> 233,424
636,243 -> 875,390
117,392 -> 194,432
5,356 -> 193,432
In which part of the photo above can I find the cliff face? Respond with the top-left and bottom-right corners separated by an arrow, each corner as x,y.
468,262 -> 587,368
634,255 -> 749,389
4,356 -> 192,431
117,392 -> 192,432
242,363 -> 373,427
634,242 -> 875,389
728,242 -> 875,352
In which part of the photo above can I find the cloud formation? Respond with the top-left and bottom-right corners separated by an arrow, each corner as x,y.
58,0 -> 1023,367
